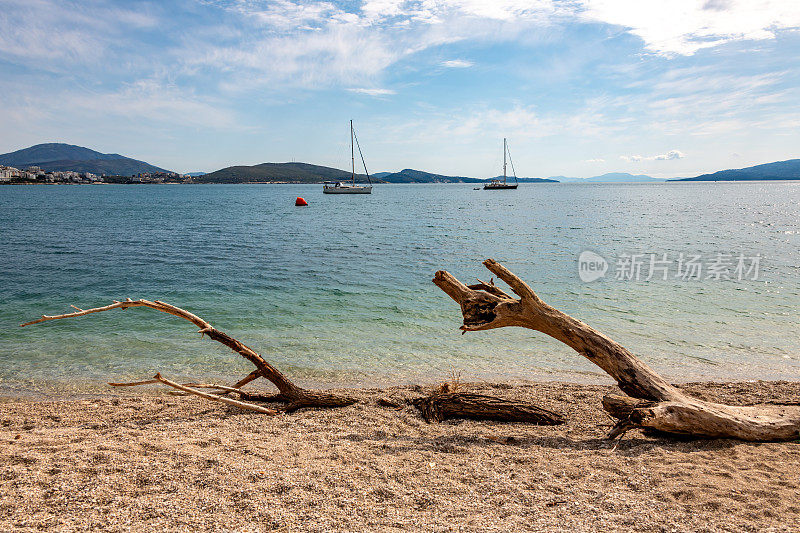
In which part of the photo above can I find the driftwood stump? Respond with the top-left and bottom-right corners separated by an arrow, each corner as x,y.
434,259 -> 800,441
412,391 -> 564,424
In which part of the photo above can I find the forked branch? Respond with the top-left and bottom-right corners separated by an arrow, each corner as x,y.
22,299 -> 356,411
110,373 -> 278,414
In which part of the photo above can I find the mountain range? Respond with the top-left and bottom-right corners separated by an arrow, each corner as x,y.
374,168 -> 557,183
558,173 -> 665,183
3,143 -> 800,183
200,165 -> 558,184
0,143 -> 169,176
672,159 -> 800,181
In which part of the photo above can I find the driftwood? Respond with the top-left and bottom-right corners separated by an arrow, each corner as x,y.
109,374 -> 278,414
21,299 -> 356,412
412,391 -> 564,424
22,298 -> 560,424
434,259 -> 800,441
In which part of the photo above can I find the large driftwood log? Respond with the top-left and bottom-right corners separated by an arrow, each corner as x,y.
412,391 -> 564,424
434,260 -> 800,441
21,299 -> 356,412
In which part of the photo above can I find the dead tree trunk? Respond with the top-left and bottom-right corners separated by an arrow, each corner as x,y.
434,260 -> 800,441
412,392 -> 564,424
21,299 -> 356,412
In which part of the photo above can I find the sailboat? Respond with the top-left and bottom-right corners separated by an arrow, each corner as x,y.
484,138 -> 518,190
323,120 -> 373,194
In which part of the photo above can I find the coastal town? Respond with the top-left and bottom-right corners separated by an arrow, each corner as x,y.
0,164 -> 191,184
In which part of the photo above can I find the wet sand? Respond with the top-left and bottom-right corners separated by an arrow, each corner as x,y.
2,380 -> 799,532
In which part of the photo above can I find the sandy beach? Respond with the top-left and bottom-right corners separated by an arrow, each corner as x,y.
1,380 -> 799,532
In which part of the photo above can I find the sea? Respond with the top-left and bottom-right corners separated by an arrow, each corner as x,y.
1,182 -> 799,396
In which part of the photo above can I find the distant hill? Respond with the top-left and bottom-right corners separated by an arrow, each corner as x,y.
492,176 -> 558,183
562,173 -> 664,183
377,169 -> 557,183
0,143 -> 169,176
380,169 -> 482,183
199,164 -> 560,184
186,172 -> 206,177
198,162 -> 367,183
674,159 -> 800,181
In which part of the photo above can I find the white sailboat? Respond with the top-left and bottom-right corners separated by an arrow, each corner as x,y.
323,120 -> 373,194
484,138 -> 519,190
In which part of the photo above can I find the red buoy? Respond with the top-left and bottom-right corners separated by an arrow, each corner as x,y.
295,197 -> 308,206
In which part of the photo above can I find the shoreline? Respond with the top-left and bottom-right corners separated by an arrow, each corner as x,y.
7,179 -> 800,186
4,374 -> 799,402
2,379 -> 799,531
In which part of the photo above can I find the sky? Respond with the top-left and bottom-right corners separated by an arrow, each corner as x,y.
1,0 -> 799,178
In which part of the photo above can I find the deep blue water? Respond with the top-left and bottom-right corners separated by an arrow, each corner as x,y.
1,182 -> 798,395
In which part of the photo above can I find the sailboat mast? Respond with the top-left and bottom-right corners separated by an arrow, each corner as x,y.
503,138 -> 507,184
351,120 -> 355,185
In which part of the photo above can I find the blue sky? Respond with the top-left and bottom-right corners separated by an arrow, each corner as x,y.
1,0 -> 799,178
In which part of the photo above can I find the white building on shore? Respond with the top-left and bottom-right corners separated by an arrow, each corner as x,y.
0,165 -> 20,181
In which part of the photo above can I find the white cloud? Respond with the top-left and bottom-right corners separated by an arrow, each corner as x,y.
619,65 -> 800,138
347,87 -> 396,96
0,0 -> 158,67
5,0 -> 798,97
579,0 -> 800,56
358,0 -> 800,57
361,0 -> 409,21
362,0 -> 559,23
656,149 -> 686,160
223,0 -> 340,29
186,0 -> 567,91
584,158 -> 605,163
0,77 -> 239,134
621,150 -> 686,162
176,0 -> 800,95
432,0 -> 557,21
377,99 -> 624,150
83,80 -> 238,129
442,59 -> 474,68
190,21 -> 399,90
452,105 -> 543,138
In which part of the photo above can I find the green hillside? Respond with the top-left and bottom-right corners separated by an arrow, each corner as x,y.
380,169 -> 480,183
197,162 -> 368,183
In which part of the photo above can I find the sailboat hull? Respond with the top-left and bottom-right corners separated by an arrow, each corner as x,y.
323,185 -> 372,194
483,183 -> 518,190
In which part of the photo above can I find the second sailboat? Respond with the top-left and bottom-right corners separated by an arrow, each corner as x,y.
484,138 -> 519,190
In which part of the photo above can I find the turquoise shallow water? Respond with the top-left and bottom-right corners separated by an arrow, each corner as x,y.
1,182 -> 799,395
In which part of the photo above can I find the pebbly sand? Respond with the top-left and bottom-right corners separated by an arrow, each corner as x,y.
1,380 -> 799,532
